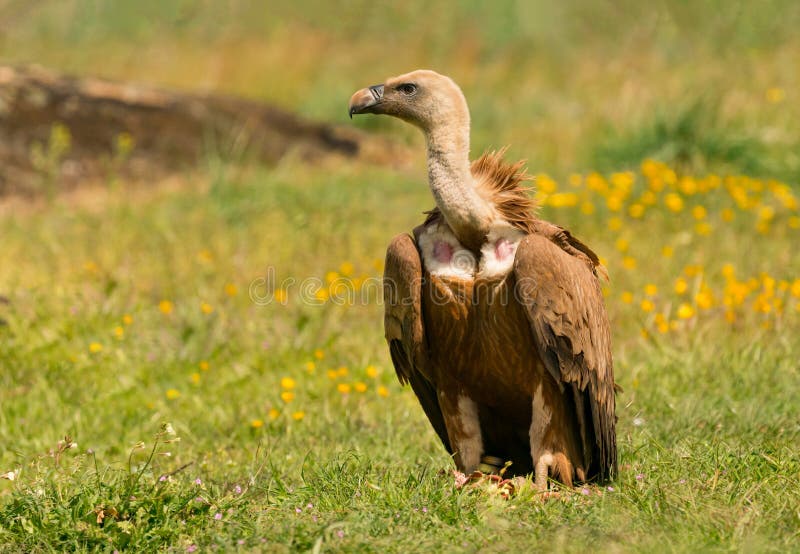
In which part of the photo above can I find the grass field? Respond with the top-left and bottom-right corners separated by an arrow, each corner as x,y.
1,1 -> 799,552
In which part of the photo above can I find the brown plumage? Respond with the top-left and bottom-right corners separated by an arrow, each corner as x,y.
350,70 -> 617,488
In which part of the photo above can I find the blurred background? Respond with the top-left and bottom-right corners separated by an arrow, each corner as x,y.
1,2 -> 800,550
1,0 -> 798,181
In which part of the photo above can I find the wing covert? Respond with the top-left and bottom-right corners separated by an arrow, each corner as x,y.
513,233 -> 617,480
384,233 -> 451,454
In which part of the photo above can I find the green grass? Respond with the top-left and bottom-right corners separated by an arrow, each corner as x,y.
1,159 -> 799,551
1,1 -> 800,551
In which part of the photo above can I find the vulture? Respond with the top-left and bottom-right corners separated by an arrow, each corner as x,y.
348,70 -> 617,488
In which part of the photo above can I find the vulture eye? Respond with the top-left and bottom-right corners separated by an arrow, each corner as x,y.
397,83 -> 417,95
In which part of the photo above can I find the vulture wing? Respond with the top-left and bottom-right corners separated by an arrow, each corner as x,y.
513,231 -> 617,481
384,233 -> 452,454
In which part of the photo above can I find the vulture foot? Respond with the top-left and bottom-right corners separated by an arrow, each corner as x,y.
533,451 -> 575,491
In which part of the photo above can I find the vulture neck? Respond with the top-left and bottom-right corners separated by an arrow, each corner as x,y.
425,121 -> 493,252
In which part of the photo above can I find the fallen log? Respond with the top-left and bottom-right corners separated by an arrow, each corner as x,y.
0,65 -> 409,196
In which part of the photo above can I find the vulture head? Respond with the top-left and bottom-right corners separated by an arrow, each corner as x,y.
348,69 -> 468,132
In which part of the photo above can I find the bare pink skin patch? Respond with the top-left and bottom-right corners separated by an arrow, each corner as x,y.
433,241 -> 454,263
495,238 -> 514,261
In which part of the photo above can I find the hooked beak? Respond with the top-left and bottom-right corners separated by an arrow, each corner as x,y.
348,84 -> 384,118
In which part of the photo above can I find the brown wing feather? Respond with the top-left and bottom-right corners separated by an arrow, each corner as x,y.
384,233 -> 452,454
513,233 -> 617,481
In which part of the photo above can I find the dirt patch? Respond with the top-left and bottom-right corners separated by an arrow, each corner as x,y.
0,65 -> 410,196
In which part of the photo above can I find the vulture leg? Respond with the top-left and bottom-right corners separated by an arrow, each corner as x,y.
529,379 -> 584,490
437,390 -> 483,473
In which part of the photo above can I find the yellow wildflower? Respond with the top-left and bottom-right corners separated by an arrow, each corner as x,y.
644,284 -> 658,296
677,304 -> 695,319
640,299 -> 655,312
165,389 -> 181,400
113,326 -> 124,339
614,238 -> 629,252
621,291 -> 634,304
674,277 -> 689,295
280,391 -> 295,403
694,222 -> 713,236
547,192 -> 580,208
628,203 -> 645,218
692,205 -> 707,220
199,360 -> 210,371
337,383 -> 352,394
790,279 -> 800,299
665,193 -> 684,212
654,313 -> 669,333
622,256 -> 637,270
537,174 -> 558,194
679,177 -> 698,195
224,283 -> 238,297
611,171 -> 634,191
607,217 -> 623,231
695,290 -> 714,309
721,208 -> 735,222
314,288 -> 329,302
762,274 -> 776,293
758,206 -> 775,221
377,386 -> 390,398
251,419 -> 264,429
753,296 -> 771,314
158,300 -> 174,315
268,408 -> 280,420
292,411 -> 305,421
765,87 -> 785,103
337,366 -> 349,377
89,342 -> 103,353
200,302 -> 214,315
721,264 -> 736,280
314,349 -> 324,359
661,246 -> 674,258
327,369 -> 338,379
305,361 -> 316,372
586,172 -> 607,192
340,262 -> 355,276
606,194 -> 623,212
280,377 -> 296,390
366,365 -> 379,378
640,191 -> 657,205
354,382 -> 368,393
122,314 -> 133,325
580,201 -> 595,215
274,289 -> 288,303
191,372 -> 201,385
684,265 -> 703,277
